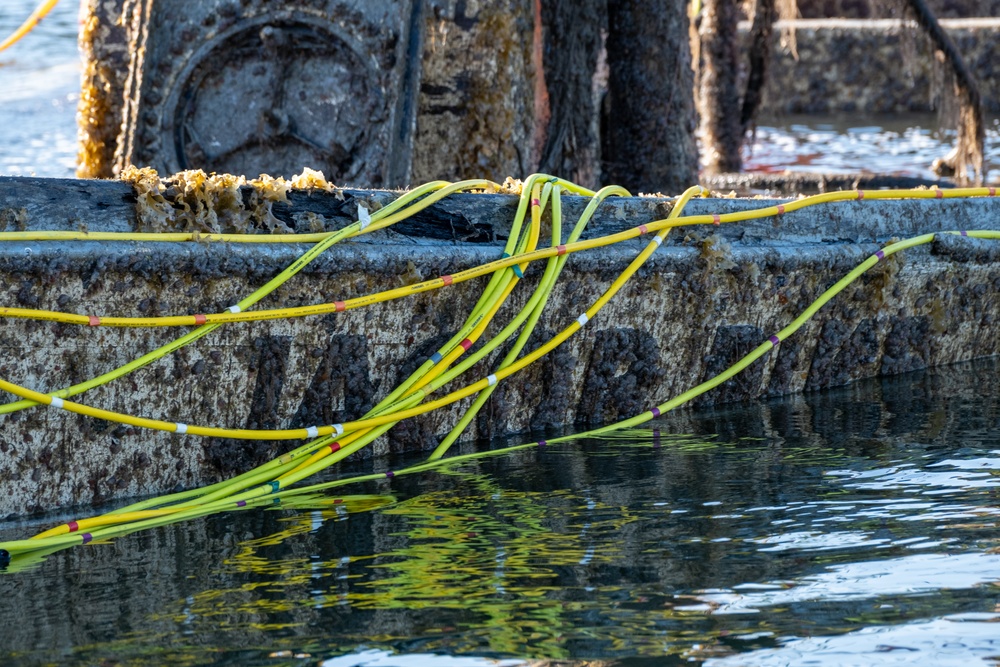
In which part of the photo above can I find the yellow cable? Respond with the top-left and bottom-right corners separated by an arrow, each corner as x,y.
2,187 -> 993,329
0,187 -> 994,443
0,186 -> 705,440
5,222 -> 998,555
0,0 -> 59,53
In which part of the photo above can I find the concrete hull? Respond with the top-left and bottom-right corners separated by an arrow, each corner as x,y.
0,184 -> 998,517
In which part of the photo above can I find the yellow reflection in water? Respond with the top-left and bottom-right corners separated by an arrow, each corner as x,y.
155,455 -> 781,659
345,475 -> 643,656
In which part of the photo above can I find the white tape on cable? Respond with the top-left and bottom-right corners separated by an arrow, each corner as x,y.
358,204 -> 372,230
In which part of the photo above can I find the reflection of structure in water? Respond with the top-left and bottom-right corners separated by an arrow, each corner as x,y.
1,359 -> 996,662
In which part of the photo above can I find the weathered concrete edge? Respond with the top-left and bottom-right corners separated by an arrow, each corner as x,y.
1,176 -> 997,246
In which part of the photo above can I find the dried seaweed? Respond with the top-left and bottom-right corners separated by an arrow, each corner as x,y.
120,167 -> 340,234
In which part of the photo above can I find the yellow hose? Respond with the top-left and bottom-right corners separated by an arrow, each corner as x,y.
0,187 -> 992,329
0,0 -> 59,53
1,174 -> 998,560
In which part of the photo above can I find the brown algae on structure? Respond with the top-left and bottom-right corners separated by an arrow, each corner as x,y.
120,166 -> 342,235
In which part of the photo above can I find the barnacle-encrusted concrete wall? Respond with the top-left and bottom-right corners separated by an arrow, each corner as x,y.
757,18 -> 1000,114
79,0 -> 542,184
0,179 -> 998,517
795,0 -> 1000,19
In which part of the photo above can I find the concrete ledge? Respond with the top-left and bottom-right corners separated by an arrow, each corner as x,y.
0,179 -> 998,516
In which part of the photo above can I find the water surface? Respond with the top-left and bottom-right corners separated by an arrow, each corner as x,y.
745,113 -> 1000,183
0,0 -> 79,178
1,359 -> 998,666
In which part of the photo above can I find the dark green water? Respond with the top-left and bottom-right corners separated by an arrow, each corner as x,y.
1,359 -> 998,666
